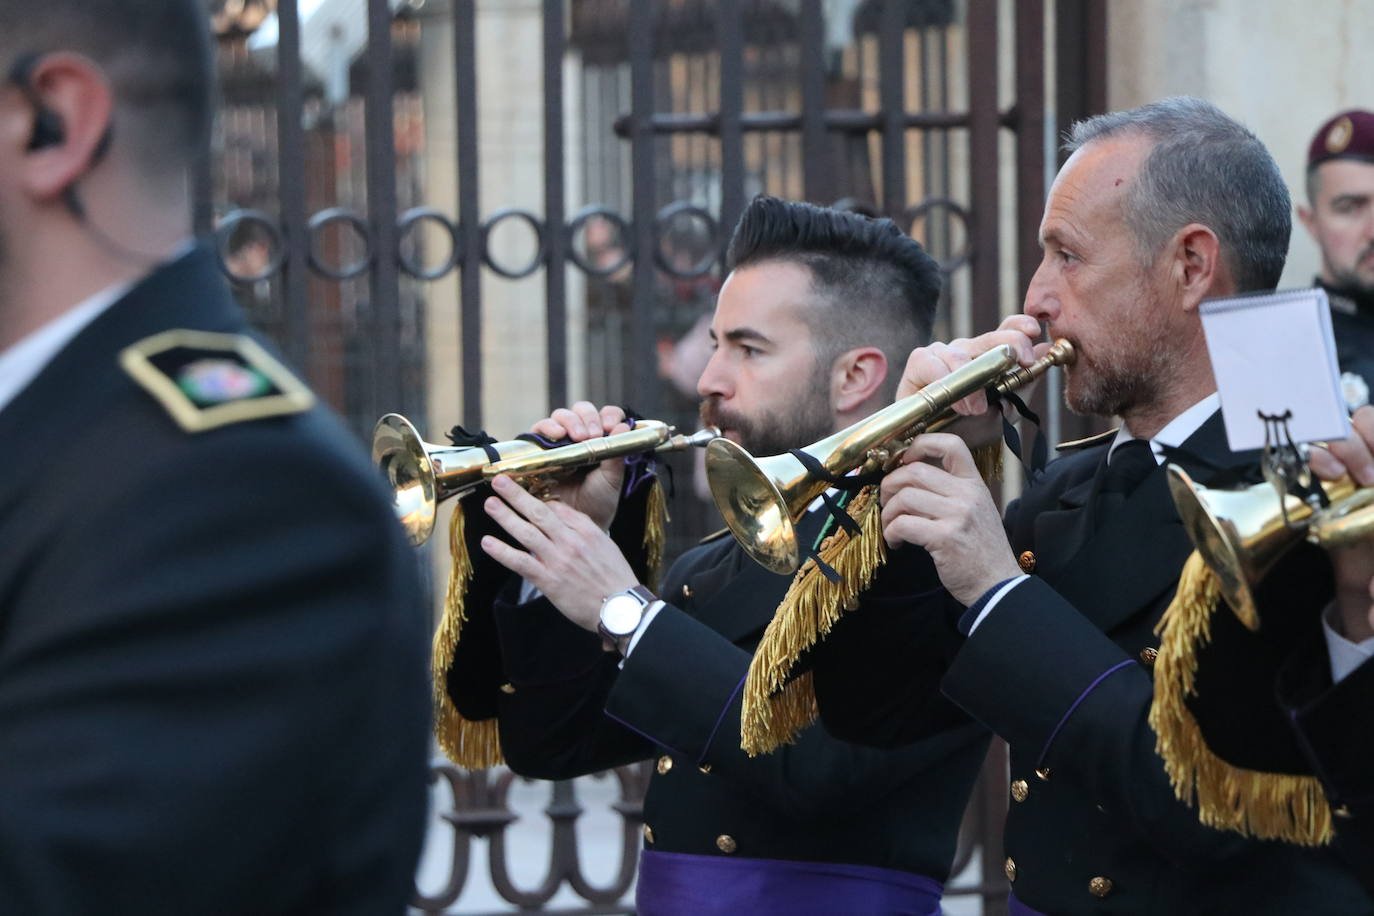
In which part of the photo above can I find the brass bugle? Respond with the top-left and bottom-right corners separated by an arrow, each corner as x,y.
707,339 -> 1076,574
1167,466 -> 1374,629
372,413 -> 719,546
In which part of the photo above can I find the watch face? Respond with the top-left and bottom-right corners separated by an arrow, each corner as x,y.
601,594 -> 643,636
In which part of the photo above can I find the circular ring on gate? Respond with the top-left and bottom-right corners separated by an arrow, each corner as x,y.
653,202 -> 718,279
902,197 -> 973,274
397,207 -> 463,281
215,209 -> 286,284
566,205 -> 633,278
307,207 -> 374,280
480,208 -> 547,279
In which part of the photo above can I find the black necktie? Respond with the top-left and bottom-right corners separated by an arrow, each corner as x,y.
1093,439 -> 1157,529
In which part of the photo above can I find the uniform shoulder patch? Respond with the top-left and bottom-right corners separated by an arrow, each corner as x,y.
119,329 -> 315,433
1055,427 -> 1120,452
698,527 -> 733,545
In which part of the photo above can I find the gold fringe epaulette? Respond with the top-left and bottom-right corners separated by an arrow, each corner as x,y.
1149,551 -> 1333,846
432,501 -> 504,769
739,441 -> 1005,756
741,485 -> 887,755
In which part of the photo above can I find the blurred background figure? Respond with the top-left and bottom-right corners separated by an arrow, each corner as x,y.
1300,109 -> 1374,407
0,2 -> 431,912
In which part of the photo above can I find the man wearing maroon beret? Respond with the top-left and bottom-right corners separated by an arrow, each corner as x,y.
1301,109 -> 1374,409
1264,108 -> 1374,895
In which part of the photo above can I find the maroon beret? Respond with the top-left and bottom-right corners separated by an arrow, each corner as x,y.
1307,109 -> 1374,169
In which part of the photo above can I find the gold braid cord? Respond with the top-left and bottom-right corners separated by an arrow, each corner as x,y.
1149,550 -> 1333,846
972,441 -> 1004,482
431,477 -> 668,770
739,441 -> 1005,756
643,477 -> 668,589
431,501 -> 504,770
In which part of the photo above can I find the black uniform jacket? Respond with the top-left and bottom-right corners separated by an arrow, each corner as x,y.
467,504 -> 988,883
814,413 -> 1373,914
1329,288 -> 1374,396
0,249 -> 431,914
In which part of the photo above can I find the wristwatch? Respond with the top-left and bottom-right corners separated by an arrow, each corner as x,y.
598,585 -> 659,654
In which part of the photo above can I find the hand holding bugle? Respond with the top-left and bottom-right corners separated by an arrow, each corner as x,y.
706,340 -> 1075,574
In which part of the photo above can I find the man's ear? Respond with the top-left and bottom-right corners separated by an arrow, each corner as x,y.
1297,202 -> 1318,241
9,52 -> 113,207
831,346 -> 889,414
1170,223 -> 1224,313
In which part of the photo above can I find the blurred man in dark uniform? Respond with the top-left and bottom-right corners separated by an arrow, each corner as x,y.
0,2 -> 430,912
809,98 -> 1373,914
1301,109 -> 1374,408
437,196 -> 1005,916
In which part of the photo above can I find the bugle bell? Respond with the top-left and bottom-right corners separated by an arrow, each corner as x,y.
707,339 -> 1076,574
372,413 -> 719,546
1167,466 -> 1374,629
372,414 -> 547,546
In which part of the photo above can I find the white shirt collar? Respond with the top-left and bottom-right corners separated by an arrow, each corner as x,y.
0,280 -> 134,415
0,241 -> 199,416
1321,601 -> 1374,684
1107,392 -> 1220,465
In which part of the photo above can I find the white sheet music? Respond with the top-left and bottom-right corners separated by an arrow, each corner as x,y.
1199,287 -> 1351,451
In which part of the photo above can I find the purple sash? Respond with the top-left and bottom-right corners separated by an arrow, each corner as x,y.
1008,891 -> 1052,916
637,849 -> 943,916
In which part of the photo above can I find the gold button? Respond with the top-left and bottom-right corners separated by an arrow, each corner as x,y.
682,583 -> 693,599
1335,804 -> 1353,819
1018,550 -> 1036,573
699,763 -> 712,774
499,683 -> 516,694
716,834 -> 737,854
1139,647 -> 1158,666
1004,857 -> 1017,882
1010,779 -> 1029,803
1089,876 -> 1113,898
643,824 -> 655,844
1035,767 -> 1051,782
656,755 -> 673,775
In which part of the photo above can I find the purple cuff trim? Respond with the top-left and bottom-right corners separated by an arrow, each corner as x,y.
603,709 -> 690,761
699,672 -> 748,765
1036,658 -> 1134,769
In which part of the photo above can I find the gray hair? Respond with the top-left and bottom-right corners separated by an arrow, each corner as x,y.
1066,97 -> 1290,291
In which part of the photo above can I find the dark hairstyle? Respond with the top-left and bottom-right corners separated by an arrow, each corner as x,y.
0,0 -> 214,172
725,195 -> 941,400
1065,97 -> 1290,292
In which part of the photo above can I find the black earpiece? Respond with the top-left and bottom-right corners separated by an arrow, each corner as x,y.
8,53 -> 66,151
27,106 -> 65,150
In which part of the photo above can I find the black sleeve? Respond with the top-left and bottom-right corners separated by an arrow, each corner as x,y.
491,590 -> 655,779
604,547 -> 983,821
1281,639 -> 1374,894
809,545 -> 973,748
944,576 -> 1252,863
443,478 -> 661,740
